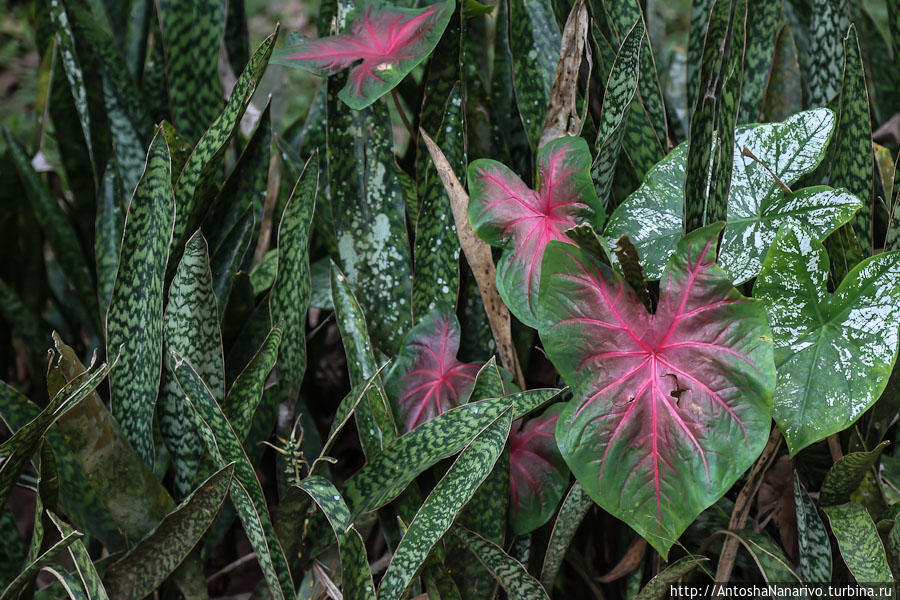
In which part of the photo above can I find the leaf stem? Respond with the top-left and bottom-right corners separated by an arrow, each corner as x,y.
391,89 -> 416,143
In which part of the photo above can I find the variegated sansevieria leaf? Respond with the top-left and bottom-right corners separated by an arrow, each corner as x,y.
793,473 -> 831,583
173,354 -> 294,600
161,231 -> 224,498
452,526 -> 549,600
756,226 -> 900,454
823,503 -> 892,584
107,130 -> 176,466
606,108 -> 860,283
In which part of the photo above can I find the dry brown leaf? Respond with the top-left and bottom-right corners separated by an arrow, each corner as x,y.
597,535 -> 647,583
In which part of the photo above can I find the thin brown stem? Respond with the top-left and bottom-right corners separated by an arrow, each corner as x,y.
391,88 -> 416,143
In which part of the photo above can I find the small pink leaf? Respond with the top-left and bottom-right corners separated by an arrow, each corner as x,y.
508,404 -> 569,535
467,137 -> 600,328
271,0 -> 454,109
537,224 -> 775,557
385,307 -> 481,431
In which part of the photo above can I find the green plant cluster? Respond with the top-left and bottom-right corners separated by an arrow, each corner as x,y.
4,0 -> 900,598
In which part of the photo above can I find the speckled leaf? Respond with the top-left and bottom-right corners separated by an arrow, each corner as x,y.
756,226 -> 900,455
452,526 -> 549,600
156,0 -> 225,143
413,83 -> 464,318
633,556 -> 707,600
794,472 -> 832,582
269,155 -> 317,402
719,529 -> 800,582
171,29 -> 276,253
272,0 -> 453,110
223,325 -> 283,443
224,0 -> 249,75
331,264 -> 399,458
824,503 -> 893,584
761,24 -> 803,123
820,442 -> 888,507
107,131 -> 175,466
509,0 -> 561,147
808,0 -> 848,106
102,465 -> 234,600
46,513 -> 108,600
0,356 -> 117,507
468,137 -> 601,327
173,355 -> 294,600
210,209 -> 255,316
161,232 -> 224,497
592,18 -> 642,209
0,526 -> 81,600
4,130 -> 100,335
44,334 -> 173,543
538,225 -> 775,557
606,109 -> 845,281
686,0 -> 714,119
831,25 -> 874,256
378,404 -> 512,600
385,307 -> 480,431
737,0 -> 779,123
539,482 -> 592,588
509,404 -> 568,535
96,163 -> 125,320
326,89 -> 412,354
295,477 -> 375,600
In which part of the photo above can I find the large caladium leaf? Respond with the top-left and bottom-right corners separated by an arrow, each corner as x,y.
271,0 -> 453,109
537,224 -> 775,556
755,225 -> 900,455
468,137 -> 601,328
605,108 -> 861,283
385,307 -> 480,431
508,404 -> 569,535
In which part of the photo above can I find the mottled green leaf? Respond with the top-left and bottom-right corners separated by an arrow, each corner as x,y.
96,163 -> 125,320
824,503 -> 893,584
173,355 -> 294,600
269,154 -> 317,403
107,130 -> 176,466
634,557 -> 707,600
756,225 -> 900,454
0,526 -> 81,600
223,324 -> 283,443
224,0 -> 249,76
47,512 -> 109,600
540,482 -> 592,589
326,89 -> 412,354
831,25 -> 874,256
452,526 -> 549,600
171,28 -> 277,253
808,0 -> 848,106
0,510 -> 24,589
509,0 -> 561,147
161,232 -> 224,497
686,0 -> 715,119
156,0 -> 225,142
592,18 -> 642,210
794,472 -> 832,583
721,529 -> 800,582
820,442 -> 888,507
102,464 -> 234,600
378,404 -> 512,600
760,24 -> 803,123
737,0 -> 779,123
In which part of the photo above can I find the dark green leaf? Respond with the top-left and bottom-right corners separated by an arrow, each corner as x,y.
737,0 -> 779,123
760,24 -> 803,123
823,503 -> 893,583
808,0 -> 849,106
794,472 -> 832,583
540,483 -> 593,589
223,324 -> 283,443
0,526 -> 82,600
820,442 -> 889,506
720,529 -> 800,582
633,557 -> 708,600
47,513 -> 109,600
452,526 -> 549,600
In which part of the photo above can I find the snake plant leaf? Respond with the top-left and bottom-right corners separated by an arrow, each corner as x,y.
737,0 -> 779,123
222,324 -> 284,443
47,512 -> 110,600
0,525 -> 82,600
102,464 -> 234,600
808,0 -> 849,106
173,354 -> 295,600
269,155 -> 318,403
794,473 -> 832,583
537,224 -> 775,557
107,130 -> 175,466
756,226 -> 900,455
156,0 -> 225,143
606,108 -> 850,282
718,529 -> 801,583
820,441 -> 888,507
823,503 -> 893,584
451,526 -> 549,600
271,0 -> 454,110
97,163 -> 125,321
539,482 -> 593,589
384,307 -> 480,431
468,136 -> 601,328
761,24 -> 803,123
508,404 -> 569,535
378,403 -> 512,600
0,355 -> 118,508
633,556 -> 707,600
161,231 -> 224,498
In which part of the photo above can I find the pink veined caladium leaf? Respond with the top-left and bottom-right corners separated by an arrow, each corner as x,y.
508,403 -> 570,535
385,307 -> 481,431
537,224 -> 775,557
270,0 -> 454,110
467,136 -> 601,328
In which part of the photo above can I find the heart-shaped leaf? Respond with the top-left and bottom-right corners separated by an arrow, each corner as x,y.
508,404 -> 569,535
537,224 -> 775,556
468,136 -> 601,328
755,225 -> 900,455
271,0 -> 454,110
605,108 -> 860,283
385,307 -> 480,431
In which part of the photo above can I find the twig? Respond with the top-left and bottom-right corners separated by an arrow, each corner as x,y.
391,89 -> 416,143
741,146 -> 792,193
312,561 -> 343,600
827,434 -> 843,463
206,553 -> 257,584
